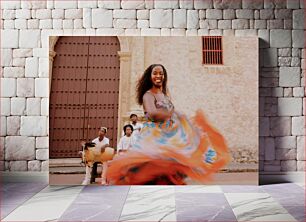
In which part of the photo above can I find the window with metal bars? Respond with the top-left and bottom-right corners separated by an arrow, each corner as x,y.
202,36 -> 223,65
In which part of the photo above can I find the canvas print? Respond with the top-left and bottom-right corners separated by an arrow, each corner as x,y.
49,36 -> 258,185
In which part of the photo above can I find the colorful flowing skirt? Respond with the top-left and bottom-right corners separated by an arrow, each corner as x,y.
107,110 -> 231,185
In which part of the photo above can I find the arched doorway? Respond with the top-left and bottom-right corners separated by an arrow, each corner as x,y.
50,36 -> 120,158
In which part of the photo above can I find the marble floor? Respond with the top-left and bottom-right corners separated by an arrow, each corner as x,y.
1,182 -> 304,222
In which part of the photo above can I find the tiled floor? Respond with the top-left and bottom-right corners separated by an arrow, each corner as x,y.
1,182 -> 304,221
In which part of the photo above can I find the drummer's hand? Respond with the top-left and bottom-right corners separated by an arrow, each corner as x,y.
101,147 -> 105,153
80,141 -> 86,146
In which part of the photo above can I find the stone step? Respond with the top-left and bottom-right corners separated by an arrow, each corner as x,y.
49,158 -> 83,167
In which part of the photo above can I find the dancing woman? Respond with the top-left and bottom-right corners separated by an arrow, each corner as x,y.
107,64 -> 230,185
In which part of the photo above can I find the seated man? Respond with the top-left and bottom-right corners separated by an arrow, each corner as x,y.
82,127 -> 110,185
117,124 -> 136,155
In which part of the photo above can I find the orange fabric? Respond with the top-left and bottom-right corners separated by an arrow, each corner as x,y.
107,110 -> 231,185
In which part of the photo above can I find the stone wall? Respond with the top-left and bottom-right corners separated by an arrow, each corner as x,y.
0,0 -> 305,172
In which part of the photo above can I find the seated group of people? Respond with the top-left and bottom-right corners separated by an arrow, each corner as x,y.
82,113 -> 142,185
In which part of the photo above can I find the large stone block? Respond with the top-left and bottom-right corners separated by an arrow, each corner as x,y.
194,0 -> 212,9
297,136 -> 305,161
41,160 -> 49,171
38,58 -> 49,77
5,136 -> 35,160
1,78 -> 16,98
28,160 -> 41,171
297,161 -> 305,171
263,48 -> 277,67
293,9 -> 305,30
36,149 -> 48,160
278,98 -> 303,116
242,0 -> 263,9
0,137 -> 4,160
236,9 -> 254,19
270,117 -> 291,136
35,9 -> 51,19
98,0 -> 121,9
35,78 -> 49,97
113,19 -> 137,28
7,116 -> 20,136
200,19 -> 218,29
12,58 -> 26,67
1,30 -> 19,48
26,98 -> 41,116
270,30 -> 291,48
20,116 -> 48,136
4,19 -> 15,29
259,117 -> 269,136
279,67 -> 300,87
223,9 -> 235,19
276,148 -> 297,160
275,136 -> 297,149
9,161 -> 27,171
1,98 -> 10,116
113,9 -> 136,18
1,49 -> 13,67
41,98 -> 49,116
36,137 -> 49,149
187,10 -> 199,29
218,20 -> 232,29
293,87 -> 305,97
1,117 -> 6,137
137,20 -> 149,28
82,8 -> 91,28
179,0 -> 193,9
52,9 -> 65,19
264,137 -> 275,160
258,29 -> 269,48
3,67 -> 24,78
21,1 -> 46,9
121,0 -> 145,9
78,0 -> 97,8
173,9 -> 187,28
13,49 -> 33,58
2,9 -> 16,19
287,0 -> 300,9
19,30 -> 41,48
17,78 -> 34,97
11,98 -> 26,115
292,116 -> 305,136
15,9 -> 31,19
25,57 -> 38,77
206,9 -> 222,19
92,9 -> 113,28
154,0 -> 179,9
267,20 -> 284,29
137,10 -> 149,19
213,0 -> 241,9
292,30 -> 305,48
54,0 -> 77,9
1,1 -> 20,9
15,19 -> 27,29
65,9 -> 83,19
232,19 -> 249,29
39,19 -> 52,29
281,160 -> 297,171
150,9 -> 172,28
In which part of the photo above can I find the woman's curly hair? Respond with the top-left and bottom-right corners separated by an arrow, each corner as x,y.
136,64 -> 168,105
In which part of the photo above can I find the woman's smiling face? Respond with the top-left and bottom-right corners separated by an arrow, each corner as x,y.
151,65 -> 164,88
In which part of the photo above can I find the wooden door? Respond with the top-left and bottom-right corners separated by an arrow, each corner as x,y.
50,37 -> 120,158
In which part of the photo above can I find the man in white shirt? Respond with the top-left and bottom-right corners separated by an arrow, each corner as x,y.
82,127 -> 110,185
117,124 -> 136,154
129,113 -> 143,138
